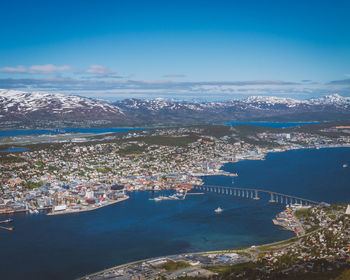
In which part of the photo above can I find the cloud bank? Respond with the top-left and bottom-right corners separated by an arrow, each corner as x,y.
1,64 -> 349,101
0,64 -> 72,74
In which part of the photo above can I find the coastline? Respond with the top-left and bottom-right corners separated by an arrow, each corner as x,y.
1,144 -> 349,279
76,231 -> 299,280
47,196 -> 129,216
79,204 -> 342,280
76,145 -> 350,279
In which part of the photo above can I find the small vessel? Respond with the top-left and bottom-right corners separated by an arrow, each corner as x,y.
343,164 -> 348,168
151,196 -> 167,201
215,207 -> 223,213
28,208 -> 39,214
0,225 -> 14,231
0,218 -> 13,224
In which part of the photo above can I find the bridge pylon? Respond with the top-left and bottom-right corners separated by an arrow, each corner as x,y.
253,190 -> 260,200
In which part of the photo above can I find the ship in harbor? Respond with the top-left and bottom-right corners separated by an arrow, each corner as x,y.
150,192 -> 186,201
0,219 -> 14,231
215,207 -> 223,213
0,218 -> 13,223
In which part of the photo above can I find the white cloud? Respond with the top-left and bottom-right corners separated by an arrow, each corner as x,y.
163,74 -> 186,78
29,64 -> 72,74
0,65 -> 27,73
85,65 -> 116,76
0,64 -> 72,74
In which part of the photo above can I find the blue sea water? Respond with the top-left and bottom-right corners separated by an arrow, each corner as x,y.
0,147 -> 29,153
0,147 -> 349,280
225,122 -> 319,128
206,147 -> 350,203
0,123 -> 317,138
0,127 -> 141,138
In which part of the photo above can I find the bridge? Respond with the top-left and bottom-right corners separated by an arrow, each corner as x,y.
193,185 -> 319,206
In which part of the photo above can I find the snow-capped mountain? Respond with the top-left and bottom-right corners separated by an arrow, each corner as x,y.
0,90 -> 349,127
114,93 -> 350,124
243,94 -> 350,107
310,94 -> 350,106
115,98 -> 205,112
0,89 -> 124,123
245,96 -> 306,107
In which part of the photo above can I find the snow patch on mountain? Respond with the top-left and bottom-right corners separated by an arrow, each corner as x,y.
310,94 -> 350,106
0,89 -> 124,116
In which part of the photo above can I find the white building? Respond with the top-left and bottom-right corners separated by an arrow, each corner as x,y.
85,190 -> 95,199
345,204 -> 350,215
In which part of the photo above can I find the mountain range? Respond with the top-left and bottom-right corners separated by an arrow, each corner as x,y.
1,89 -> 350,127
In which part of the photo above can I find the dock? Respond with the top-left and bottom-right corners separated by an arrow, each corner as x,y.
47,196 -> 129,216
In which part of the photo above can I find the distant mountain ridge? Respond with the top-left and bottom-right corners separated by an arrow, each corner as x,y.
0,89 -> 125,122
0,89 -> 349,127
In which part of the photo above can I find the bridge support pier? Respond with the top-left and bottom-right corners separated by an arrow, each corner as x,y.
253,190 -> 260,200
269,192 -> 275,203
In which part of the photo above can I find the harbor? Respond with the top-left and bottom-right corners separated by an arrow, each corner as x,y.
0,143 -> 349,279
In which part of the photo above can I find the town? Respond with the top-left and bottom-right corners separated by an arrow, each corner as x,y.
1,123 -> 350,216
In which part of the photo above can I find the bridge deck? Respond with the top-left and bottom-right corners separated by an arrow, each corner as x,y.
194,185 -> 319,205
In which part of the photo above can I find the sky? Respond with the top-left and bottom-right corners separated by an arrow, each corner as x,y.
0,0 -> 350,101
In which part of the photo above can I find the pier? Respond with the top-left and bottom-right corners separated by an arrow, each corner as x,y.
193,185 -> 319,206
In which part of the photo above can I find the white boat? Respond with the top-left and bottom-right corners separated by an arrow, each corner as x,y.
215,207 -> 223,213
29,208 -> 39,214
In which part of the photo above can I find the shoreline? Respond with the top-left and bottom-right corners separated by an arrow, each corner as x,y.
76,145 -> 350,279
1,143 -> 347,279
47,196 -> 129,216
76,232 -> 299,280
80,204 -> 337,280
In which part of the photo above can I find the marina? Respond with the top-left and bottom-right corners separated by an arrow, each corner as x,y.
149,190 -> 188,201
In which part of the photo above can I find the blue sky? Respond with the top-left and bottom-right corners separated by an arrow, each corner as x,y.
0,0 -> 350,100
